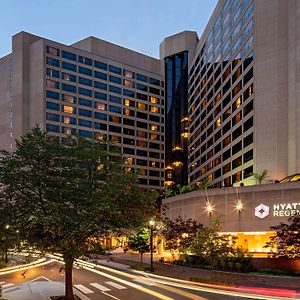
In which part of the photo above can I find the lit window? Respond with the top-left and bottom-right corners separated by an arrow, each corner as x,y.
64,128 -> 71,135
124,80 -> 134,88
137,140 -> 147,147
63,95 -> 75,103
138,103 -> 147,110
140,169 -> 147,176
150,96 -> 159,104
137,131 -> 147,138
215,118 -> 221,127
125,157 -> 134,165
46,79 -> 56,88
110,135 -> 121,142
150,124 -> 158,131
47,46 -> 59,56
95,133 -> 105,141
64,116 -> 70,124
150,106 -> 159,113
124,70 -> 134,79
150,134 -> 159,140
63,105 -> 75,114
95,103 -> 106,110
125,167 -> 133,174
124,99 -> 130,106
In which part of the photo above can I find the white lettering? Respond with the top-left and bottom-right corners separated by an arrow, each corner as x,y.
273,211 -> 279,216
279,211 -> 284,217
286,204 -> 292,210
274,204 -> 280,210
280,204 -> 286,210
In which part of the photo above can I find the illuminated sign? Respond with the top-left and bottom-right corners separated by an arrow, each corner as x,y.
255,202 -> 300,218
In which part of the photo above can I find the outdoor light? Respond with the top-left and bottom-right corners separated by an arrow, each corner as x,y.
149,219 -> 156,272
5,224 -> 10,229
235,200 -> 244,212
205,201 -> 215,214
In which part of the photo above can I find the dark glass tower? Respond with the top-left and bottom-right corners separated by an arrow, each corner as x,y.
165,51 -> 189,188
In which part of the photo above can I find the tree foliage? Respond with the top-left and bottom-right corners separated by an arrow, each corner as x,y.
196,177 -> 211,202
161,216 -> 203,253
128,228 -> 150,264
0,127 -> 155,300
252,169 -> 268,184
189,217 -> 236,265
265,215 -> 300,259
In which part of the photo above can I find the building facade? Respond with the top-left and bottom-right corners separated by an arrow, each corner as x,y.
0,32 -> 165,191
1,0 -> 300,192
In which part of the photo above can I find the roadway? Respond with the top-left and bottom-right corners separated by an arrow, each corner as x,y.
0,258 -> 298,300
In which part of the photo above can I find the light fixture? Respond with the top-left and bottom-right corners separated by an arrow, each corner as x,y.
205,201 -> 215,214
235,199 -> 244,212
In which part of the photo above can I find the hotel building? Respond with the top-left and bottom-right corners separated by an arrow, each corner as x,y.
1,0 -> 300,253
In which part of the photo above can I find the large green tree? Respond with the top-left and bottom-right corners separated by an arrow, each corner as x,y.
265,215 -> 300,259
128,228 -> 150,264
0,127 -> 155,300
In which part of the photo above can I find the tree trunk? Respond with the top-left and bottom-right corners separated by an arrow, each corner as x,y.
5,252 -> 8,264
64,255 -> 74,300
140,252 -> 143,265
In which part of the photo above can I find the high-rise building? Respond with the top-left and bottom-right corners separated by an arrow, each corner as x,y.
0,32 -> 165,191
1,0 -> 300,191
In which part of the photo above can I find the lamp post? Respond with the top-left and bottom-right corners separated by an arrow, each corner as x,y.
149,219 -> 155,272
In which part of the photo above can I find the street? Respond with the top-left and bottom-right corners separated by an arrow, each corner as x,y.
1,258 -> 297,300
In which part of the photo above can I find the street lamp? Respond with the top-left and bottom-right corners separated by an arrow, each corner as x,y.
149,219 -> 155,272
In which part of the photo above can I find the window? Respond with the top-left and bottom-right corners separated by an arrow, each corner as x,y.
137,83 -> 148,92
94,123 -> 107,130
223,163 -> 231,174
109,125 -> 121,133
137,121 -> 147,129
79,130 -> 92,138
46,101 -> 60,111
46,112 -> 60,122
46,90 -> 60,100
124,99 -> 134,107
149,77 -> 160,86
78,56 -> 92,66
124,70 -> 135,79
137,93 -> 147,101
94,112 -> 107,120
79,66 -> 92,76
123,108 -> 134,117
123,128 -> 135,136
46,46 -> 60,56
79,77 -> 92,87
243,116 -> 253,132
63,105 -> 76,114
244,132 -> 253,147
95,102 -> 106,111
232,141 -> 242,155
109,115 -> 121,123
109,95 -> 122,104
137,103 -> 147,110
79,119 -> 92,128
94,71 -> 107,80
124,79 -> 134,88
62,83 -> 77,93
62,72 -> 77,82
109,105 -> 122,114
94,91 -> 107,100
137,73 -> 148,82
79,87 -> 92,97
46,79 -> 59,89
232,156 -> 242,169
109,65 -> 122,74
62,61 -> 76,72
62,94 -> 76,103
46,123 -> 60,133
137,131 -> 147,138
110,135 -> 121,142
244,149 -> 253,163
244,165 -> 253,179
94,81 -> 107,90
137,112 -> 147,120
109,75 -> 122,85
46,57 -> 60,67
94,60 -> 107,70
150,124 -> 158,131
149,87 -> 160,95
62,116 -> 76,125
150,96 -> 159,104
123,89 -> 135,98
79,108 -> 92,118
109,85 -> 121,94
46,68 -> 60,78
78,98 -> 92,107
62,50 -> 77,61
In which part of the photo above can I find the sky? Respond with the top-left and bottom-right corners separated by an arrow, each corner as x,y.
0,0 -> 218,59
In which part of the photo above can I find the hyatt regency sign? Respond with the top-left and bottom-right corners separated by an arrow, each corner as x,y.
255,203 -> 300,219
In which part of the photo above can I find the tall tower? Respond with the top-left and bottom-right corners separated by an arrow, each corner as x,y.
160,31 -> 198,188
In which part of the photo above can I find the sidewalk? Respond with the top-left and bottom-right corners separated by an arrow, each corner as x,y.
106,253 -> 300,291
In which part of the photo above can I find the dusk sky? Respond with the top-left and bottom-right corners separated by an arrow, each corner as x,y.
0,0 -> 218,58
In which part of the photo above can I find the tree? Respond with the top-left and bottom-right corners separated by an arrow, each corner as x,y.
265,215 -> 300,259
189,217 -> 236,266
196,177 -> 211,202
128,228 -> 150,264
176,184 -> 192,194
0,127 -> 155,300
252,169 -> 268,184
162,188 -> 174,198
161,216 -> 202,254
